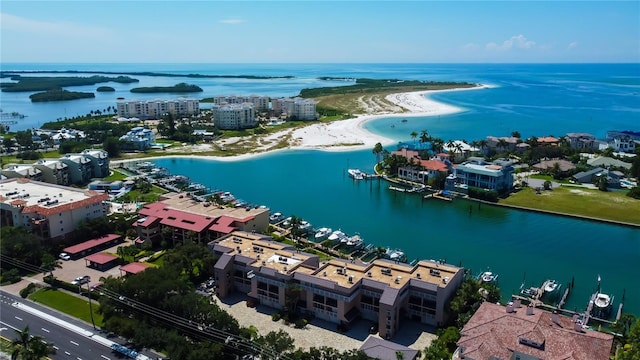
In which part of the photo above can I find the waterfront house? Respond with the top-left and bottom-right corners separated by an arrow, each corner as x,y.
531,159 -> 576,173
587,156 -> 632,170
446,157 -> 514,193
454,302 -> 613,360
442,140 -> 478,162
565,132 -> 597,150
486,136 -> 519,152
210,231 -> 464,339
536,136 -> 559,146
119,127 -> 156,150
572,168 -> 605,184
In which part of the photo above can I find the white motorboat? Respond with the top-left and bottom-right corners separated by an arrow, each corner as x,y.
594,293 -> 612,309
314,227 -> 332,241
282,217 -> 292,228
348,169 -> 364,180
327,230 -> 347,243
269,212 -> 285,223
385,248 -> 407,263
299,220 -> 312,232
542,279 -> 560,294
346,234 -> 364,247
479,271 -> 498,283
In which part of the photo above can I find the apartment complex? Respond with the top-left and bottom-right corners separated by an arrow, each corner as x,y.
0,178 -> 109,241
116,98 -> 200,119
1,150 -> 109,186
212,95 -> 269,111
210,231 -> 464,339
272,97 -> 317,120
446,157 -> 514,193
212,103 -> 257,130
132,192 -> 269,246
454,301 -> 613,360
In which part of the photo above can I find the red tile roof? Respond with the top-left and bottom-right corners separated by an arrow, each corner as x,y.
538,136 -> 559,143
419,159 -> 448,172
120,262 -> 149,275
132,215 -> 160,228
63,234 -> 122,255
85,253 -> 118,265
139,202 -> 216,232
457,302 -> 613,360
21,193 -> 109,216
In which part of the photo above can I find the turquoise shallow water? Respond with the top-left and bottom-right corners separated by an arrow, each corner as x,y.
151,151 -> 640,316
3,62 -> 639,315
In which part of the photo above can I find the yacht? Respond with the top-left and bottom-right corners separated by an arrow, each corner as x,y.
314,227 -> 333,241
346,234 -> 364,248
299,220 -> 312,233
327,230 -> 348,244
542,279 -> 561,298
281,217 -> 293,228
385,248 -> 407,263
348,169 -> 365,180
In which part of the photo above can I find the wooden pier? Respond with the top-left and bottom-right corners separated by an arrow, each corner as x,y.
424,191 -> 453,202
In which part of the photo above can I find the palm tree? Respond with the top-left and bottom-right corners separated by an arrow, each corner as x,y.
419,130 -> 429,144
372,142 -> 384,167
478,139 -> 488,155
454,142 -> 464,160
446,139 -> 455,154
11,326 -> 56,360
410,131 -> 418,146
40,253 -> 62,284
497,138 -> 508,153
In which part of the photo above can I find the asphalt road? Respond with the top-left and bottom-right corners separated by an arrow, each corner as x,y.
0,290 -> 156,360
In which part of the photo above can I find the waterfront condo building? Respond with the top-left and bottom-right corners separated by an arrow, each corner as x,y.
210,231 -> 464,339
0,178 -> 109,241
119,127 -> 156,150
212,103 -> 257,130
272,97 -> 317,120
116,98 -> 200,120
32,160 -> 70,186
446,157 -> 514,193
565,132 -> 597,150
132,192 -> 269,246
454,301 -> 614,360
212,95 -> 270,112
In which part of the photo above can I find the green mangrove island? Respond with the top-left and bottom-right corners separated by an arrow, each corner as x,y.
130,82 -> 203,93
29,89 -> 95,102
97,86 -> 116,92
0,70 -> 294,80
0,74 -> 139,92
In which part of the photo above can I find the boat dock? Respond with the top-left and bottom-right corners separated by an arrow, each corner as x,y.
424,190 -> 453,202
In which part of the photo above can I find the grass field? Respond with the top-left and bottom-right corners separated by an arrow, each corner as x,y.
29,288 -> 104,327
500,186 -> 640,225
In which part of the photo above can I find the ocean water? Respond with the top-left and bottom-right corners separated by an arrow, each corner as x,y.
2,63 -> 639,315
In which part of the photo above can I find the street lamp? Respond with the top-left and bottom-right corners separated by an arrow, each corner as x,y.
84,278 -> 96,330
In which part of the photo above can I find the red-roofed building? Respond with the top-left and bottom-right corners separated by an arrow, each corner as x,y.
85,253 -> 120,271
0,178 -> 109,241
63,234 -> 122,259
537,136 -> 560,146
133,194 -> 268,247
119,262 -> 150,276
454,302 -> 614,360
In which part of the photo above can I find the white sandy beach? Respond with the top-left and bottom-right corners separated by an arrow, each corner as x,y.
112,85 -> 489,164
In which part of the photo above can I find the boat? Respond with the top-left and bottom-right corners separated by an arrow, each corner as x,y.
591,292 -> 614,318
389,186 -> 407,192
479,271 -> 498,283
348,169 -> 364,180
314,227 -> 333,241
281,217 -> 292,228
520,286 -> 540,298
346,234 -> 364,247
541,279 -> 561,299
269,212 -> 285,224
299,220 -> 312,232
384,248 -> 407,263
327,230 -> 348,243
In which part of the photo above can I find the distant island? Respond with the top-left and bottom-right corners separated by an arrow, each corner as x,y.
0,75 -> 138,92
299,78 -> 476,97
0,70 -> 295,80
130,83 -> 203,93
29,89 -> 95,102
97,86 -> 116,92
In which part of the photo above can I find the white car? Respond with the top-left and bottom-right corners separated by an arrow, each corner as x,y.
59,253 -> 71,261
71,275 -> 90,285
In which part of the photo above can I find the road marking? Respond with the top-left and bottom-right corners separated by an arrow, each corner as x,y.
100,355 -> 111,360
14,316 -> 22,321
77,357 -> 83,360
65,351 -> 71,355
53,346 -> 59,350
70,340 -> 79,346
41,327 -> 50,333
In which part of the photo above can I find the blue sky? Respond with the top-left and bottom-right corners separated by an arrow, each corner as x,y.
1,1 -> 639,63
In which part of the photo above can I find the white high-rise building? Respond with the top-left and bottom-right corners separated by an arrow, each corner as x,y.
212,103 -> 256,130
272,97 -> 316,120
116,99 -> 200,119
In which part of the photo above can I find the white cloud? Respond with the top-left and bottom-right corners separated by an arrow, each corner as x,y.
567,41 -> 578,50
220,18 -> 245,25
0,12 -> 111,39
486,35 -> 536,51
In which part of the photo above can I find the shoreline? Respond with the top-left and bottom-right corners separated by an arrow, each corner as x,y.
112,84 -> 492,165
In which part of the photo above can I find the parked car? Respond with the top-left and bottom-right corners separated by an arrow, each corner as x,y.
59,252 -> 71,261
71,275 -> 90,285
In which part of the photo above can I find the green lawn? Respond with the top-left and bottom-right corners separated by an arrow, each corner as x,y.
29,288 -> 104,327
103,169 -> 128,181
500,186 -> 640,225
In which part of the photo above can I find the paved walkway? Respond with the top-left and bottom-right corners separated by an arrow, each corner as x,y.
213,292 -> 436,353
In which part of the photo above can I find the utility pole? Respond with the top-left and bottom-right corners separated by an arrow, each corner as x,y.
86,279 -> 96,330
